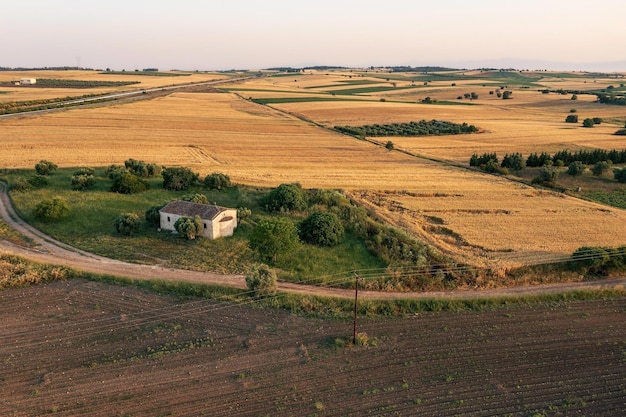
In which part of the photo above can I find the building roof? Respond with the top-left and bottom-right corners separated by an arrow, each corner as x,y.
159,200 -> 231,220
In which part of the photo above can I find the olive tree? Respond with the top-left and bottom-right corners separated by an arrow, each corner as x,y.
299,212 -> 345,247
114,213 -> 141,236
162,167 -> 199,191
265,183 -> 308,213
174,215 -> 204,240
35,160 -> 58,176
249,217 -> 299,263
567,161 -> 585,177
204,172 -> 231,190
33,197 -> 70,221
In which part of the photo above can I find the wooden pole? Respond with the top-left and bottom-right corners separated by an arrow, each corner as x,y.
353,272 -> 359,345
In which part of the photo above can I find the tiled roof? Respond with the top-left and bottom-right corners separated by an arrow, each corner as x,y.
159,200 -> 229,220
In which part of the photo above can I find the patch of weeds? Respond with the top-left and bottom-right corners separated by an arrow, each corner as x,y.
313,401 -> 325,411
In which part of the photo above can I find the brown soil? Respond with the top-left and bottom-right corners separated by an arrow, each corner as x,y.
1,279 -> 624,416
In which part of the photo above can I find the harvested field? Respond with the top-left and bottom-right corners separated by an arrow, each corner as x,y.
1,84 -> 626,269
1,279 -> 624,416
0,70 -> 228,102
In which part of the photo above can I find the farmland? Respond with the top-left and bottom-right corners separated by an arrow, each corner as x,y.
0,279 -> 624,416
1,69 -> 626,270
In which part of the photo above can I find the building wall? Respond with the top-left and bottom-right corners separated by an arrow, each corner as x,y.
159,209 -> 237,239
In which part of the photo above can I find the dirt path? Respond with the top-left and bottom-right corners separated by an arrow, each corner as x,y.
1,181 -> 624,299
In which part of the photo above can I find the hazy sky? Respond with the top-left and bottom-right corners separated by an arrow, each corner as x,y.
3,0 -> 625,71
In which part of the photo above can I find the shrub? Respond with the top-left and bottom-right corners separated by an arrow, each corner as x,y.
299,212 -> 345,247
567,161 -> 585,177
111,172 -> 150,194
174,215 -> 204,240
105,164 -> 128,180
145,205 -> 165,227
385,141 -> 394,151
582,118 -> 595,128
27,175 -> 49,187
162,167 -> 199,191
124,159 -> 162,178
182,193 -> 209,204
33,197 -> 70,221
237,207 -> 252,222
204,172 -> 231,190
502,91 -> 512,99
591,161 -> 612,176
264,183 -> 308,213
565,115 -> 578,123
34,160 -> 58,176
245,263 -> 277,298
10,179 -> 31,192
592,117 -> 602,124
535,165 -> 558,185
614,129 -> 626,136
571,94 -> 578,100
114,213 -> 141,236
71,169 -> 96,191
614,167 -> 626,183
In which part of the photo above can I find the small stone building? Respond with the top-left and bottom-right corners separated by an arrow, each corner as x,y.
159,200 -> 237,239
19,78 -> 37,85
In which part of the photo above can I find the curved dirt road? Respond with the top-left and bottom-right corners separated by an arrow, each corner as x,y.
1,181 -> 624,300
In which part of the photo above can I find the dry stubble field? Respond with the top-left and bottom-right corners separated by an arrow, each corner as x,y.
1,70 -> 626,270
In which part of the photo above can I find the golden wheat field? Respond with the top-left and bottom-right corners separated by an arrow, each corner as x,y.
1,70 -> 626,269
0,70 -> 228,102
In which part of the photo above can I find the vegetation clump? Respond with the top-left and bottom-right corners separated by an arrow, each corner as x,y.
204,172 -> 231,190
174,215 -> 204,240
114,213 -> 141,236
299,211 -> 345,247
35,160 -> 58,176
249,217 -> 299,263
162,167 -> 199,191
264,183 -> 308,213
110,172 -> 150,194
33,197 -> 70,221
124,159 -> 162,178
334,120 -> 478,137
245,263 -> 277,298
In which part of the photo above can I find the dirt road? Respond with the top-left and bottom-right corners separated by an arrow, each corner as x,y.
1,181 -> 624,299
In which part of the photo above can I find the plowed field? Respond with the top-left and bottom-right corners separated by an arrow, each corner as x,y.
1,280 -> 624,416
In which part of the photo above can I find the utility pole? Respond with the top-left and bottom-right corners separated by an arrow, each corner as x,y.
353,272 -> 359,345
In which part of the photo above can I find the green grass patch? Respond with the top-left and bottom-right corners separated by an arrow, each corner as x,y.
5,168 -> 388,281
328,86 -> 416,95
583,190 -> 626,209
251,96 -> 368,104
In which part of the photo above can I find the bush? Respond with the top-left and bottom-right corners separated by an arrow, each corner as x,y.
567,161 -> 585,177
299,212 -> 345,247
265,183 -> 308,213
245,263 -> 277,298
174,215 -> 204,240
71,170 -> 96,190
535,165 -> 558,185
614,167 -> 626,183
33,197 -> 70,221
34,160 -> 58,176
105,164 -> 128,180
204,172 -> 231,190
565,115 -> 578,123
582,118 -> 595,128
182,193 -> 209,204
124,159 -> 162,178
27,175 -> 49,187
114,213 -> 141,236
111,172 -> 150,194
10,179 -> 31,192
614,129 -> 626,136
591,161 -> 612,176
162,167 -> 199,191
502,91 -> 512,99
385,141 -> 394,151
145,205 -> 165,227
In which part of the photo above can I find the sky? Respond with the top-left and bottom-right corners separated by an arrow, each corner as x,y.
2,0 -> 625,72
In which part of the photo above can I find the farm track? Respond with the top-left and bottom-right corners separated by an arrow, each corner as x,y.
1,181 -> 625,299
